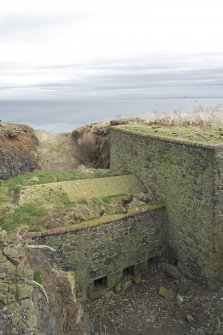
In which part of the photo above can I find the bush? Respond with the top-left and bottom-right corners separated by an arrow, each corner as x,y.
75,132 -> 99,166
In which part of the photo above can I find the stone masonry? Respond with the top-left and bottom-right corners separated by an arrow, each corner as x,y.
110,127 -> 223,288
34,206 -> 165,298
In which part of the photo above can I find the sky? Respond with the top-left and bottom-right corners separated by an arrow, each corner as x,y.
1,0 -> 223,99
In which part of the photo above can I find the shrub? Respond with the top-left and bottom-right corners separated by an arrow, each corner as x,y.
75,132 -> 99,166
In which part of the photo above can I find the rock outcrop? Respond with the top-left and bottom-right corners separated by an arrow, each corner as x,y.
72,118 -> 144,168
0,122 -> 39,180
0,231 -> 91,335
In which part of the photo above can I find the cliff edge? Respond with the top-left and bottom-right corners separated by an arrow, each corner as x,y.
0,122 -> 39,180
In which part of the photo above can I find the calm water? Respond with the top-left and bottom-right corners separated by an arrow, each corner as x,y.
0,97 -> 223,132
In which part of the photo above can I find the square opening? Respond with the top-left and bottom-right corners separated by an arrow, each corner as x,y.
148,256 -> 161,267
94,276 -> 107,289
123,265 -> 135,277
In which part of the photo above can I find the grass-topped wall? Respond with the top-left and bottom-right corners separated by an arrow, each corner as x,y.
33,205 -> 165,298
110,126 -> 223,288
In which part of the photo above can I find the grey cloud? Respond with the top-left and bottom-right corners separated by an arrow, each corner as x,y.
1,54 -> 223,98
0,13 -> 74,42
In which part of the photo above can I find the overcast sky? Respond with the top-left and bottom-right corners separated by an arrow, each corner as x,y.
1,0 -> 223,99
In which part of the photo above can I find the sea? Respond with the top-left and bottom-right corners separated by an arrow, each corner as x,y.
0,97 -> 222,133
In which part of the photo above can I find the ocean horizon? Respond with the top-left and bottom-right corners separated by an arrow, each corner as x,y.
1,96 -> 223,133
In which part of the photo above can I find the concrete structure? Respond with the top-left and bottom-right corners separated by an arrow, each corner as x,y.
32,204 -> 164,298
110,126 -> 223,288
31,125 -> 223,297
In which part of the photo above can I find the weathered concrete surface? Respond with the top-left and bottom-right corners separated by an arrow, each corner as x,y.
19,174 -> 139,205
35,206 -> 165,298
110,126 -> 223,288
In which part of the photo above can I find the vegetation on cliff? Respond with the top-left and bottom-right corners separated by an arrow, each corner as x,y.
0,232 -> 90,335
71,108 -> 223,168
0,122 -> 39,180
0,170 -> 154,234
71,118 -> 144,168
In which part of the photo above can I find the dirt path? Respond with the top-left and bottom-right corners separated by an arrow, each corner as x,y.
35,130 -> 80,172
85,268 -> 223,335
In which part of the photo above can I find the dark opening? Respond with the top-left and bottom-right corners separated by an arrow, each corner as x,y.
148,256 -> 178,270
94,276 -> 107,289
123,265 -> 135,277
148,256 -> 161,267
168,255 -> 178,266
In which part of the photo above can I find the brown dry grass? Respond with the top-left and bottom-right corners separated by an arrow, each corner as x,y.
35,130 -> 80,172
143,106 -> 223,129
74,132 -> 99,166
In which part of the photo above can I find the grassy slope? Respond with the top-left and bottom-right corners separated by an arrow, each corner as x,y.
35,130 -> 80,172
0,170 -> 131,234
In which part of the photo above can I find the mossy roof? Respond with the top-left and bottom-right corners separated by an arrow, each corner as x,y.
27,203 -> 164,239
116,125 -> 223,145
0,170 -> 136,234
19,174 -> 140,205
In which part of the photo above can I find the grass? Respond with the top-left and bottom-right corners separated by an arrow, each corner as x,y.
18,175 -> 137,205
0,183 -> 10,207
0,170 -> 124,207
33,270 -> 43,284
0,122 -> 18,133
143,107 -> 223,129
99,194 -> 129,203
1,203 -> 48,233
119,124 -> 223,143
0,170 -> 131,234
4,169 -> 123,188
60,175 -> 138,201
0,170 -> 151,234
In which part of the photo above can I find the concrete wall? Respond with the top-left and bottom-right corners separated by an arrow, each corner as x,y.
110,127 -> 223,288
36,207 -> 164,297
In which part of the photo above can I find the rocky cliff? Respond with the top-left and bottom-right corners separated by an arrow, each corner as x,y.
0,122 -> 39,180
71,118 -> 144,168
0,231 -> 91,335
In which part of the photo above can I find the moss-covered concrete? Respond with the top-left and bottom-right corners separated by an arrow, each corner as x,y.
120,125 -> 223,144
35,205 -> 165,298
110,126 -> 223,288
19,174 -> 139,205
1,171 -> 145,234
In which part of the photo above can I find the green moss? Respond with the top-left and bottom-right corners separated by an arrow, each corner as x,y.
99,193 -> 129,203
114,283 -> 123,294
69,203 -> 163,231
4,169 -> 124,189
110,127 -> 223,287
16,283 -> 32,299
132,274 -> 142,284
158,286 -> 175,299
19,175 -> 138,205
118,125 -> 223,144
33,270 -> 43,284
1,203 -> 48,233
0,169 -> 125,207
186,314 -> 194,323
0,184 -> 10,207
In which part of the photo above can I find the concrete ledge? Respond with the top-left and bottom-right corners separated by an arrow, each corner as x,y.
27,203 -> 164,239
113,126 -> 223,150
34,203 -> 165,297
